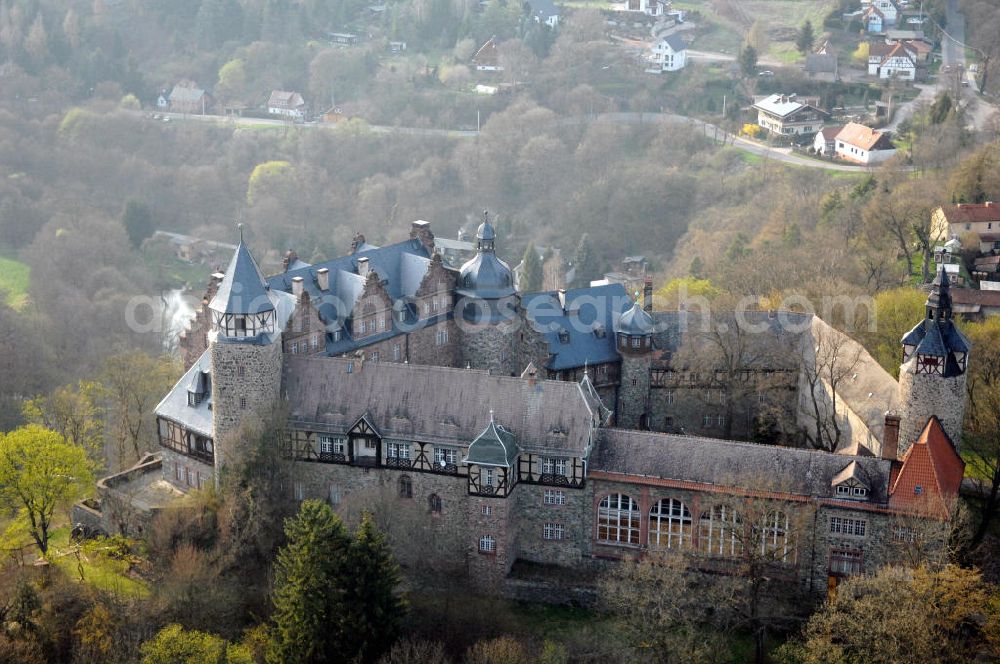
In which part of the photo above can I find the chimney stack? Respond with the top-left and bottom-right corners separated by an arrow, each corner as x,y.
291,276 -> 304,298
643,276 -> 653,312
557,289 -> 567,312
882,413 -> 900,461
351,232 -> 366,254
410,220 -> 435,253
282,249 -> 298,272
357,256 -> 370,278
317,267 -> 330,291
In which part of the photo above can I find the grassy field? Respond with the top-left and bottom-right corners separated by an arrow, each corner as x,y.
0,254 -> 29,310
47,527 -> 151,598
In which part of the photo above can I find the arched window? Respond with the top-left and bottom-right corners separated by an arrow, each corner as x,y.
597,494 -> 640,545
648,499 -> 692,548
757,511 -> 793,562
698,505 -> 741,557
428,493 -> 442,514
398,475 -> 413,499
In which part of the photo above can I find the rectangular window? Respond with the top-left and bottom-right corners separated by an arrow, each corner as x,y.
329,484 -> 341,505
631,337 -> 640,348
829,548 -> 864,576
364,438 -> 377,450
893,525 -> 916,543
291,341 -> 298,354
830,516 -> 867,537
175,463 -> 182,482
294,483 -> 305,501
482,505 -> 492,516
665,390 -> 674,405
702,415 -> 712,427
434,447 -> 457,466
484,468 -> 495,487
386,442 -> 411,459
240,397 -> 247,410
319,436 -> 334,454
393,344 -> 401,361
544,489 -> 566,505
716,415 -> 725,427
542,457 -> 567,475
479,535 -> 495,553
311,335 -> 319,350
436,328 -> 449,346
377,317 -> 385,330
543,523 -> 565,540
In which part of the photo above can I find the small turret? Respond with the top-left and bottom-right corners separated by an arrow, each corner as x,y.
897,266 -> 970,456
456,211 -> 516,324
209,228 -> 276,341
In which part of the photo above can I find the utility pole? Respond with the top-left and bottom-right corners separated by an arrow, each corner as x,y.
722,94 -> 727,119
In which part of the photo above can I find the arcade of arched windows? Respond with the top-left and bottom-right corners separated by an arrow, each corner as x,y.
595,492 -> 796,564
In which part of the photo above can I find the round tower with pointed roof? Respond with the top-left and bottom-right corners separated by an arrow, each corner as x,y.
209,229 -> 288,478
897,266 -> 970,457
615,297 -> 655,430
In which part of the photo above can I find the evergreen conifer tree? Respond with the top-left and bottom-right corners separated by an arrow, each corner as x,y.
520,243 -> 543,292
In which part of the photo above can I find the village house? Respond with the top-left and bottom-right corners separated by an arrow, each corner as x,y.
527,0 -> 560,27
871,0 -> 899,25
647,34 -> 687,72
752,94 -> 828,137
813,125 -> 843,156
868,41 -> 916,80
833,122 -> 896,164
931,202 -> 1000,250
267,90 -> 307,120
949,287 -> 1000,318
623,0 -> 667,16
473,37 -> 503,71
863,5 -> 886,32
166,84 -> 211,115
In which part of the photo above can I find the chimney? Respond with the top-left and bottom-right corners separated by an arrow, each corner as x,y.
410,220 -> 435,253
643,276 -> 653,312
291,276 -> 304,297
317,267 -> 329,291
558,289 -> 567,312
357,256 -> 370,278
282,249 -> 298,272
882,413 -> 900,461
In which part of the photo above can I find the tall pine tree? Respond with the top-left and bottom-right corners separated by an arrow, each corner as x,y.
343,512 -> 405,663
268,500 -> 351,664
573,233 -> 599,287
520,243 -> 543,292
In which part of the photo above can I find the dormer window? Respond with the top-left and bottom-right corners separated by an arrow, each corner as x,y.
558,329 -> 570,344
835,483 -> 869,500
594,325 -> 606,339
954,351 -> 967,372
187,391 -> 203,407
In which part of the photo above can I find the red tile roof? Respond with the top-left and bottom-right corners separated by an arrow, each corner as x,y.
889,417 -> 964,518
835,122 -> 894,151
939,202 -> 1000,224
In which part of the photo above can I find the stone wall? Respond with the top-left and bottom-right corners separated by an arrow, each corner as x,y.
210,337 -> 284,473
897,357 -> 966,454
514,483 -> 591,567
616,355 -> 650,429
159,446 -> 214,491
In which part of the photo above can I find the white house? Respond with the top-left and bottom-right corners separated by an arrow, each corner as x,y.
267,91 -> 307,120
863,5 -> 884,32
871,42 -> 916,80
834,122 -> 896,164
752,93 -> 828,136
528,0 -> 560,27
813,125 -> 842,155
872,0 -> 899,25
647,34 -> 687,72
624,0 -> 666,16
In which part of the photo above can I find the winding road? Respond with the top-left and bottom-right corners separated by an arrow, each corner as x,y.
143,109 -> 875,173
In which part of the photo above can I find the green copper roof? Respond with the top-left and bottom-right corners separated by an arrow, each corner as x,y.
463,416 -> 519,467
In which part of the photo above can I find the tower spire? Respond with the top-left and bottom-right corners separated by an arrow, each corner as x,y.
926,264 -> 952,321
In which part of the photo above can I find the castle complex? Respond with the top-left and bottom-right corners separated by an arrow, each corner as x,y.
80,217 -> 969,596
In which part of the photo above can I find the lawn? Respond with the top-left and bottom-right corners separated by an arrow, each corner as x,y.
47,527 -> 151,598
0,254 -> 29,310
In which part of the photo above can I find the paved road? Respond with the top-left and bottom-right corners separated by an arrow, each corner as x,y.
142,109 -> 875,172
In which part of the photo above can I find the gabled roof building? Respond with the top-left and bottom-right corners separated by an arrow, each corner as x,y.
81,218 -> 969,598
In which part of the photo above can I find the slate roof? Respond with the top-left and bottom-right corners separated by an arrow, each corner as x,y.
155,351 -> 213,437
616,301 -> 655,336
169,85 -> 206,104
660,34 -> 686,53
267,237 -> 438,352
464,418 -> 520,467
527,0 -> 559,20
901,268 -> 969,374
521,283 -> 631,371
592,428 -> 894,502
210,241 -> 275,315
283,356 -> 598,455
